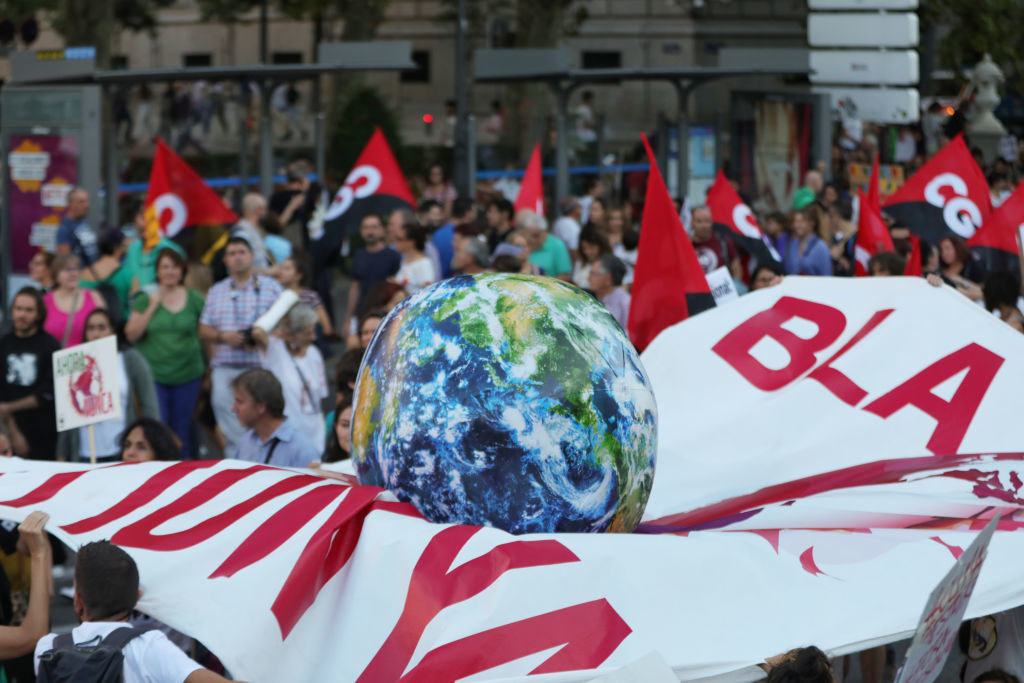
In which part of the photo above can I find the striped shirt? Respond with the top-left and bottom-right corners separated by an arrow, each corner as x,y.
200,274 -> 283,368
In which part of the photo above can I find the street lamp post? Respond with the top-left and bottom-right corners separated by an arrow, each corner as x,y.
453,0 -> 470,198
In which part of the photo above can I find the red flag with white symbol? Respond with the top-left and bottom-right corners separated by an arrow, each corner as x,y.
967,180 -> 1024,274
144,138 -> 238,247
882,134 -> 991,246
706,169 -> 781,267
318,128 -> 416,267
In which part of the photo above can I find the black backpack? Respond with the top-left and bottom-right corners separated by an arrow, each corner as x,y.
36,626 -> 150,683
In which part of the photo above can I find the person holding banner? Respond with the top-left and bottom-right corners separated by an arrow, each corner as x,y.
57,309 -> 160,463
0,511 -> 51,660
938,235 -> 985,301
126,248 -> 206,458
34,541 -> 239,683
43,254 -> 107,348
0,288 -> 61,460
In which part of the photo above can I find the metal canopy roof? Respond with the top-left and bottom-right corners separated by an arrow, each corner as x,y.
475,65 -> 811,84
12,61 -> 418,86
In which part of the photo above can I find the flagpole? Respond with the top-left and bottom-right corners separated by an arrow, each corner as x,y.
88,424 -> 96,465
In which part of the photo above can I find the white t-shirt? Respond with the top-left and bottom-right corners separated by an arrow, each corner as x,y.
79,353 -> 128,460
262,337 -> 328,452
552,216 -> 581,251
35,622 -> 203,683
396,256 -> 436,293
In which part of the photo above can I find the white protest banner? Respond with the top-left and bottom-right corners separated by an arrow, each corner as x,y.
0,459 -> 1022,683
705,266 -> 740,305
51,335 -> 121,432
895,514 -> 1000,683
1,278 -> 1023,681
641,276 -> 1024,525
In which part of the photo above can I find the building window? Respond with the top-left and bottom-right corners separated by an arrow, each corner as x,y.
110,54 -> 128,70
272,51 -> 303,65
581,51 -> 621,70
400,50 -> 430,83
182,53 -> 212,68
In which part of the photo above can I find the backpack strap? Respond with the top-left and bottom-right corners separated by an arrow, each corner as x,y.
98,625 -> 151,652
52,633 -> 74,651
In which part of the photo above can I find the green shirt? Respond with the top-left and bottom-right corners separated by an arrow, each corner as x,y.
124,238 -> 188,290
528,234 -> 572,277
132,288 -> 206,385
80,265 -> 134,314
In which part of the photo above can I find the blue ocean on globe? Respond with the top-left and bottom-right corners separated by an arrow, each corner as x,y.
351,273 -> 657,534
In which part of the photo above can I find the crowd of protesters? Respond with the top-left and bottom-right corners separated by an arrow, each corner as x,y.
1,112 -> 1023,680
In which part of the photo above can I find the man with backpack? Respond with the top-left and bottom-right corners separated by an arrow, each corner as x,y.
34,540 -> 238,683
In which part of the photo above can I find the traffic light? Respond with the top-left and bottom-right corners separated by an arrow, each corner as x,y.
422,113 -> 434,137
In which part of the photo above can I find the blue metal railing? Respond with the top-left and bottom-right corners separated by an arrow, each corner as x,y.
114,163 -> 650,194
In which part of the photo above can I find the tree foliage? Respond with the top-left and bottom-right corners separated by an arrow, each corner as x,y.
0,0 -> 174,67
921,0 -> 1024,92
329,85 -> 403,180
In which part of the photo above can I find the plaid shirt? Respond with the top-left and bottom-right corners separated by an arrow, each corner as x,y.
200,274 -> 283,368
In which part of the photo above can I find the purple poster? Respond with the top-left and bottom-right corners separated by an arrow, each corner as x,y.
7,134 -> 78,273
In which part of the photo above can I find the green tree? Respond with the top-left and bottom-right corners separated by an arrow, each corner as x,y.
921,0 -> 1024,92
329,85 -> 402,180
0,0 -> 174,67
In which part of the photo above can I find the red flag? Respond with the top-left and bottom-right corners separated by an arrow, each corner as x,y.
514,143 -> 544,217
969,180 -> 1024,274
705,169 -> 781,267
882,134 -> 990,246
903,235 -> 922,277
627,135 -> 714,352
853,156 -> 894,277
144,138 -> 238,245
318,128 -> 416,266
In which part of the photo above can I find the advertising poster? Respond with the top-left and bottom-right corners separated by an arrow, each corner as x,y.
52,335 -> 121,433
7,134 -> 77,273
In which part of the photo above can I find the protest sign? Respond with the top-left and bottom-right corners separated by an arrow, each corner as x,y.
895,514 -> 1000,683
705,266 -> 740,305
849,161 -> 904,201
52,336 -> 121,433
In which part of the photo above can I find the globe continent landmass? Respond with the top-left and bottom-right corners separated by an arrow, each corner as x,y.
352,273 -> 657,534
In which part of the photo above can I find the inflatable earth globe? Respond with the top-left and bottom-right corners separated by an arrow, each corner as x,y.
351,273 -> 657,534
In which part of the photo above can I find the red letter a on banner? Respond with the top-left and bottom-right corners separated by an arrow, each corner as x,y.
863,343 -> 1004,454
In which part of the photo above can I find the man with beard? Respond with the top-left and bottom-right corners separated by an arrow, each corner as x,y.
344,213 -> 401,336
0,288 -> 61,459
690,205 -> 741,279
